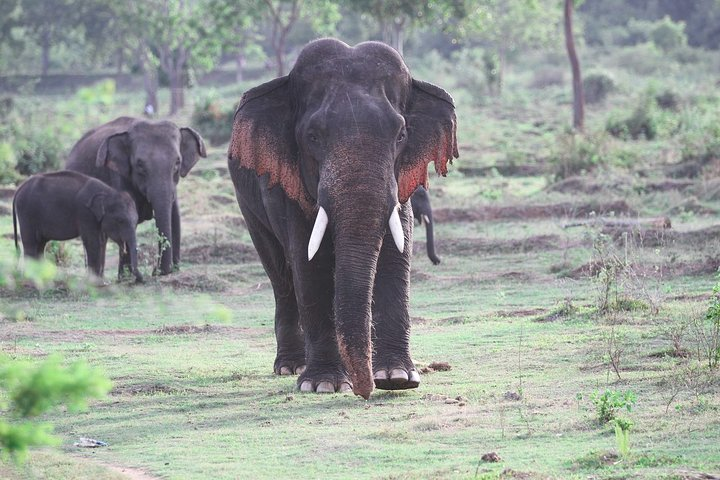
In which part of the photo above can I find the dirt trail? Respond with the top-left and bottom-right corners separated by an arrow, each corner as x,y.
434,200 -> 635,222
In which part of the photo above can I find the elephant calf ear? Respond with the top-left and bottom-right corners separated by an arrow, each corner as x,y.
86,193 -> 106,222
179,127 -> 207,177
97,132 -> 131,177
397,79 -> 459,204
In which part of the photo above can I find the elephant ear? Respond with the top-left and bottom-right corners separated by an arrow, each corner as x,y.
228,76 -> 314,216
85,193 -> 106,222
179,127 -> 207,177
96,132 -> 131,177
397,79 -> 459,204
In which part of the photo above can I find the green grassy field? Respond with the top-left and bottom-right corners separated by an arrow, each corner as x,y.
2,46 -> 720,479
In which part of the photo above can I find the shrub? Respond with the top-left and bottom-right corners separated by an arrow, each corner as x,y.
0,141 -> 18,185
583,72 -> 615,104
191,97 -> 236,146
591,389 -> 636,424
553,132 -> 608,179
606,95 -> 659,140
12,126 -> 64,175
650,16 -> 687,52
655,89 -> 681,111
530,67 -> 565,89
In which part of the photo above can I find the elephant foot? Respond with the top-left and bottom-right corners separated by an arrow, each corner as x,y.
373,358 -> 420,390
297,367 -> 352,394
274,357 -> 306,376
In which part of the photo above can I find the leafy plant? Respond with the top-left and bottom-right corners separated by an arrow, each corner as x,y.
699,282 -> 720,369
613,417 -> 633,457
583,72 -> 615,104
591,389 -> 636,424
0,354 -> 111,463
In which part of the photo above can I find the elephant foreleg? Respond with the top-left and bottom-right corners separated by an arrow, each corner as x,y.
371,202 -> 420,390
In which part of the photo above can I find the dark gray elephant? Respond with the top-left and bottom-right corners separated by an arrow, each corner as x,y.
13,171 -> 143,282
66,116 -> 206,275
228,39 -> 458,398
410,186 -> 441,265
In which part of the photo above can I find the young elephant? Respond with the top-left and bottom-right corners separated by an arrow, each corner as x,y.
410,186 -> 441,265
13,171 -> 143,282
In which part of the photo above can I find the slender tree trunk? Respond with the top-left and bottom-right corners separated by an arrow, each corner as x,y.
169,69 -> 181,115
40,28 -> 51,76
139,44 -> 158,116
393,17 -> 406,57
116,47 -> 125,74
235,50 -> 246,82
564,0 -> 584,132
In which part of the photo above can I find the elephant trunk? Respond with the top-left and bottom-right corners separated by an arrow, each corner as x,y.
150,195 -> 174,275
325,167 -> 395,399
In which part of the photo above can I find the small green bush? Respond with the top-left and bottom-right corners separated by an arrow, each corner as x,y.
583,73 -> 615,104
591,389 -> 636,424
655,89 -> 681,111
0,141 -> 19,185
553,132 -> 608,179
13,126 -> 64,175
606,95 -> 659,140
650,16 -> 687,52
191,97 -> 236,147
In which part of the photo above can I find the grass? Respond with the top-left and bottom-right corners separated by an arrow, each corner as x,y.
1,44 -> 720,479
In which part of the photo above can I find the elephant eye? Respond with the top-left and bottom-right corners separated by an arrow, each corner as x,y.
397,130 -> 406,143
308,132 -> 319,143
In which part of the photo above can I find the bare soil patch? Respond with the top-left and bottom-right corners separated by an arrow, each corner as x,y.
434,200 -> 635,223
431,234 -> 577,256
0,187 -> 15,199
183,242 -> 258,265
153,324 -> 213,335
110,383 -> 179,396
458,164 -> 546,177
566,258 -> 720,279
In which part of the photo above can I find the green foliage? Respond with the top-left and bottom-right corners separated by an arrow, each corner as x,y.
0,256 -> 57,291
650,16 -> 687,52
191,92 -> 236,146
606,94 -> 659,140
11,124 -> 64,175
552,132 -> 608,179
583,72 -> 615,104
0,141 -> 19,185
677,101 -> 720,165
0,354 -> 111,462
75,79 -> 116,107
591,389 -> 636,424
613,417 -> 633,457
701,281 -> 720,369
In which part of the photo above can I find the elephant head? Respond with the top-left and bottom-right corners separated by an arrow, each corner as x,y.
87,190 -> 143,282
229,39 -> 457,398
95,120 -> 206,274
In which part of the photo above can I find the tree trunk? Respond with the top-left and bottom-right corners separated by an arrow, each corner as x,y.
564,0 -> 585,132
169,69 -> 181,115
139,45 -> 158,116
116,47 -> 125,74
392,17 -> 406,57
235,50 -> 246,82
40,28 -> 51,76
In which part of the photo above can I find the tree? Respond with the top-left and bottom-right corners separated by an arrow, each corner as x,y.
564,0 -> 584,131
261,0 -> 341,76
346,0 -> 466,57
459,0 -> 559,94
208,0 -> 265,82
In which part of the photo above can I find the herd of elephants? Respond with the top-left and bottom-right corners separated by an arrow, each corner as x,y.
11,38 -> 458,399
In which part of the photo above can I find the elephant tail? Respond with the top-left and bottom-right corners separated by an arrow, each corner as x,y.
423,214 -> 441,265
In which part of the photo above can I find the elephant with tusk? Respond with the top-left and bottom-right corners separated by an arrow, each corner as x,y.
228,38 -> 458,399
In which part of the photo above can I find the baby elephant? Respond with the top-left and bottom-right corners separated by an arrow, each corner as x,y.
13,171 -> 143,282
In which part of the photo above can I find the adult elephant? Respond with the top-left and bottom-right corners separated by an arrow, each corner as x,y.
66,117 -> 206,275
410,186 -> 441,265
228,39 -> 458,399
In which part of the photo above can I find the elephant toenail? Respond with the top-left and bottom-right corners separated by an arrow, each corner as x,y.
409,370 -> 421,383
316,381 -> 335,393
389,369 -> 408,381
374,370 -> 388,380
339,382 -> 353,393
295,365 -> 306,375
300,380 -> 314,392
279,366 -> 292,375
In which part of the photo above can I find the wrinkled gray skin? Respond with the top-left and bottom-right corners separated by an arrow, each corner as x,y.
13,171 -> 143,282
66,117 -> 206,276
410,186 -> 441,265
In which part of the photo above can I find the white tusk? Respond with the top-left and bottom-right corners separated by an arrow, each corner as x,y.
389,208 -> 404,253
421,214 -> 430,224
308,207 -> 328,261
